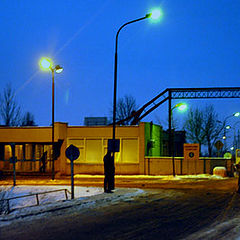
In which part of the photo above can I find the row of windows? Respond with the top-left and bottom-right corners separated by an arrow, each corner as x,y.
0,138 -> 139,171
67,138 -> 139,164
0,144 -> 52,172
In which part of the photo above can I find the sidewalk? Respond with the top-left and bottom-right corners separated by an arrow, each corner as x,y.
0,174 -> 238,190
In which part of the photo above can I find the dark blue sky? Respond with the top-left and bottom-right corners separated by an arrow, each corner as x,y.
1,0 -> 240,131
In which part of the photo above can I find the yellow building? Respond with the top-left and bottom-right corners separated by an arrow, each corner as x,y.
0,122 -> 231,176
0,122 -> 145,175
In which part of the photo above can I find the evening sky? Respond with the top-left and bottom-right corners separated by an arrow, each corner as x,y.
1,0 -> 239,132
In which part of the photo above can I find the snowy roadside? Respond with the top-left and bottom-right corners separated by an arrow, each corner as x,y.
0,185 -> 144,227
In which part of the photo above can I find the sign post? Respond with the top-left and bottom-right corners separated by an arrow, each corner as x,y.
215,140 -> 223,157
184,143 -> 200,174
65,144 -> 80,199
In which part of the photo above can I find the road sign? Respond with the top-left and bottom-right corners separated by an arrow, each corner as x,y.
108,139 -> 120,152
184,143 -> 200,174
65,144 -> 80,200
184,144 -> 199,161
215,140 -> 223,150
65,144 -> 80,161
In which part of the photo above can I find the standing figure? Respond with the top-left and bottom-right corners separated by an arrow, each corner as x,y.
103,151 -> 115,193
39,151 -> 47,173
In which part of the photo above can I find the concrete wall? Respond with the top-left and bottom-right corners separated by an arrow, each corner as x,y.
143,157 -> 232,175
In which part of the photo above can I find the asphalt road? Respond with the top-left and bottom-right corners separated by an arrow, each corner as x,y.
1,180 -> 240,240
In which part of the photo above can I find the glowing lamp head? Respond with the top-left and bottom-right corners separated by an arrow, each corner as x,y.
55,65 -> 63,74
147,8 -> 163,22
39,57 -> 53,71
234,112 -> 240,117
176,103 -> 188,112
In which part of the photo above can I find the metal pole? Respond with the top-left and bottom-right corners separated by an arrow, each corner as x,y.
168,91 -> 175,176
71,159 -> 74,199
52,69 -> 55,180
112,15 -> 149,180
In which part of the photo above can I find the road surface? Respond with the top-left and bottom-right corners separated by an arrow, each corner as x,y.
1,179 -> 240,240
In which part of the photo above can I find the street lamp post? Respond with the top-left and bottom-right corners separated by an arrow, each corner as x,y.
169,103 -> 187,177
111,9 -> 162,182
222,112 -> 240,153
39,58 -> 63,180
232,121 -> 240,150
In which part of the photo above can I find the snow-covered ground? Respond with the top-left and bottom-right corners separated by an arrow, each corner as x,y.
0,185 -> 144,227
1,174 -> 240,239
0,185 -> 103,215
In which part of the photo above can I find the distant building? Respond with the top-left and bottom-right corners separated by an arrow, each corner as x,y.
84,117 -> 108,126
162,130 -> 186,157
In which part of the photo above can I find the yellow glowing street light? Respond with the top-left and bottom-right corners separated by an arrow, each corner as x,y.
39,57 -> 53,71
39,57 -> 63,180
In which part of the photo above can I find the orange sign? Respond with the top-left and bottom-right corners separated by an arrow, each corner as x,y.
184,143 -> 200,161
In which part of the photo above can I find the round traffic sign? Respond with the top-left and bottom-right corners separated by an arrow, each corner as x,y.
65,144 -> 80,161
189,152 -> 194,158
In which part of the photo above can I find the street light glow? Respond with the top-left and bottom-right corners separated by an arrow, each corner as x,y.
175,103 -> 188,112
148,8 -> 163,21
39,57 -> 53,71
234,112 -> 240,117
55,65 -> 63,74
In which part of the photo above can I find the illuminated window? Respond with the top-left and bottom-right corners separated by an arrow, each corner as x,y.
122,138 -> 138,163
86,139 -> 102,163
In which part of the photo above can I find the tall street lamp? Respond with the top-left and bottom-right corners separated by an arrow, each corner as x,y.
222,112 -> 240,153
111,8 -> 163,183
39,57 -> 63,180
232,121 -> 240,151
170,103 -> 188,177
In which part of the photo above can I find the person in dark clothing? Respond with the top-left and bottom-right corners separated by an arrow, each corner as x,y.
39,151 -> 47,173
103,151 -> 115,193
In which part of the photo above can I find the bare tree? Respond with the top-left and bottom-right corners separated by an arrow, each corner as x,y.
0,83 -> 21,126
184,105 -> 223,156
21,112 -> 36,126
110,95 -> 138,125
184,107 -> 206,153
202,105 -> 224,157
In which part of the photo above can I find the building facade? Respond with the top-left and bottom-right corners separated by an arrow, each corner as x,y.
0,122 -> 145,175
0,122 -> 229,176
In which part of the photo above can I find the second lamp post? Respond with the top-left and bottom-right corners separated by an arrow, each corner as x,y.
39,57 -> 63,180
